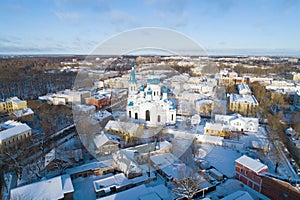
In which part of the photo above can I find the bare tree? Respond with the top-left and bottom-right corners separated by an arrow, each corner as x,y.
172,172 -> 203,200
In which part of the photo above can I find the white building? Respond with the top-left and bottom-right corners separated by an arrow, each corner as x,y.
12,108 -> 34,119
39,89 -> 91,105
126,62 -> 176,127
215,113 -> 259,133
56,89 -> 91,104
0,120 -> 31,150
10,174 -> 73,200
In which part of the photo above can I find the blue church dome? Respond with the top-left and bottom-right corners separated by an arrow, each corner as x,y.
147,88 -> 152,94
140,86 -> 144,91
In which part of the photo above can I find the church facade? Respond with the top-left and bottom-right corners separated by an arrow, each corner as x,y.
126,62 -> 176,127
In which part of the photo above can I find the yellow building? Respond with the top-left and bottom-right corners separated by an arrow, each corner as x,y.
0,120 -> 31,152
219,77 -> 246,86
0,97 -> 27,113
204,122 -> 231,138
229,94 -> 259,117
105,120 -> 144,141
293,73 -> 300,81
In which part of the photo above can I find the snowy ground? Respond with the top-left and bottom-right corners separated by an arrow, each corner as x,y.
206,179 -> 270,200
73,174 -> 114,200
197,144 -> 242,178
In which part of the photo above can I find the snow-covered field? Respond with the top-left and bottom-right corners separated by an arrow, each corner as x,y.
198,144 -> 242,178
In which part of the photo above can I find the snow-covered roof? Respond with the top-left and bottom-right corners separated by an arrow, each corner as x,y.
221,190 -> 254,200
92,110 -> 112,122
6,96 -> 26,103
94,134 -> 119,149
0,121 -> 31,142
204,122 -> 230,131
122,141 -> 172,159
94,173 -> 127,192
235,155 -> 267,173
97,184 -> 147,200
215,114 -> 259,124
105,120 -> 140,133
112,150 -> 142,174
44,148 -> 69,167
94,173 -> 153,193
73,104 -> 95,112
196,99 -> 213,106
237,84 -> 252,94
150,153 -> 187,180
195,134 -> 223,145
66,160 -> 115,175
12,108 -> 34,118
61,174 -> 74,194
229,94 -> 258,105
10,175 -> 73,200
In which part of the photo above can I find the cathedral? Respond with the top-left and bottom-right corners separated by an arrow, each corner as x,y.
126,61 -> 176,127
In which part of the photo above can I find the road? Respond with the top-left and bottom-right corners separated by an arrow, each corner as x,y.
265,126 -> 298,179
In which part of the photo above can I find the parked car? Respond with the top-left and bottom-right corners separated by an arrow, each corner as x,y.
290,159 -> 296,166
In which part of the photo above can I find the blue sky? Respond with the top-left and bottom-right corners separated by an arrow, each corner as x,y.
0,0 -> 300,55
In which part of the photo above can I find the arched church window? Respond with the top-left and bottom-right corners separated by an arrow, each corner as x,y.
129,111 -> 131,118
146,110 -> 150,121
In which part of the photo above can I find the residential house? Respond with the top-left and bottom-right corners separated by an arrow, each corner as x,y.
105,120 -> 143,141
215,113 -> 259,133
94,134 -> 119,156
93,173 -> 156,198
204,122 -> 231,138
11,108 -> 34,121
66,160 -> 116,179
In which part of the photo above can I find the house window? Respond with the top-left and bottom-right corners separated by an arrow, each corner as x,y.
146,110 -> 150,121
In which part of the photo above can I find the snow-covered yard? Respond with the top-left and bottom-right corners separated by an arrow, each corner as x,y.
207,179 -> 270,200
198,144 -> 242,178
73,174 -> 114,200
